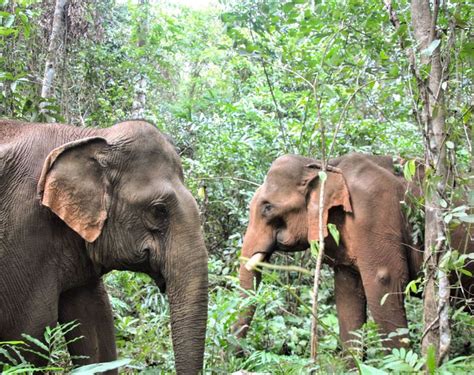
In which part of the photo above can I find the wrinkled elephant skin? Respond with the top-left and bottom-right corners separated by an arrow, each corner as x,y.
0,120 -> 208,375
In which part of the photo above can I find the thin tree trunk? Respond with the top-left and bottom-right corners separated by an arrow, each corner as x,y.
310,83 -> 326,361
131,0 -> 148,119
410,0 -> 450,363
385,0 -> 453,364
310,173 -> 326,360
41,0 -> 68,99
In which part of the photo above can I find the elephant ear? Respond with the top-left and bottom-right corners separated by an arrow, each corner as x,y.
304,164 -> 352,242
37,137 -> 110,243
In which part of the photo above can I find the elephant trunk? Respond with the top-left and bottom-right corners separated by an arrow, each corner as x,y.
165,236 -> 208,375
233,226 -> 273,338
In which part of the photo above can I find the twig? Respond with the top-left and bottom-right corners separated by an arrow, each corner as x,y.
239,257 -> 311,275
421,316 -> 439,341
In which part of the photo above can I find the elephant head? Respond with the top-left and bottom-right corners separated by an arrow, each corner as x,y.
235,154 -> 352,337
37,121 -> 207,374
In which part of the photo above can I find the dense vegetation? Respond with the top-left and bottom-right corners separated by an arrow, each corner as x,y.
1,0 -> 472,373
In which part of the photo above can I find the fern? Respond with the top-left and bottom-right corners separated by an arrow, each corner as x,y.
382,347 -> 425,372
0,321 -> 84,373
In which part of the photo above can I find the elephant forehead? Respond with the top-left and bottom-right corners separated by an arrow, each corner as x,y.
107,120 -> 182,171
267,161 -> 307,185
264,170 -> 302,193
119,178 -> 178,205
260,181 -> 304,208
115,136 -> 184,181
130,147 -> 180,170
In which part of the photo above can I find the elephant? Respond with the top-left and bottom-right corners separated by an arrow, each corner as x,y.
0,119 -> 208,374
234,153 -> 473,349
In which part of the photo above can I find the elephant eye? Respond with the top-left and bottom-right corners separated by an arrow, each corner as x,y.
150,203 -> 168,220
261,202 -> 273,216
146,203 -> 169,233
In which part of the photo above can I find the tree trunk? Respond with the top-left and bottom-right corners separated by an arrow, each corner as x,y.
41,0 -> 68,99
410,0 -> 450,363
131,0 -> 148,119
309,175 -> 326,360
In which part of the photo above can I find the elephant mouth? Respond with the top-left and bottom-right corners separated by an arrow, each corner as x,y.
115,249 -> 166,293
276,241 -> 308,252
153,275 -> 166,293
139,255 -> 166,293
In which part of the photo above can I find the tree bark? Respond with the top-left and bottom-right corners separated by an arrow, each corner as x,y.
41,0 -> 68,99
410,0 -> 450,363
131,0 -> 148,119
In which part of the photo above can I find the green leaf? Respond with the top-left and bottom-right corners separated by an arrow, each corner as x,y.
4,14 -> 14,27
282,2 -> 295,14
4,366 -> 66,374
0,27 -> 16,36
460,268 -> 473,277
425,344 -> 437,374
221,12 -> 238,23
459,214 -> 474,223
379,50 -> 389,60
0,347 -> 19,364
310,240 -> 319,258
405,278 -> 419,294
389,65 -> 399,78
421,39 -> 441,57
20,334 -> 48,352
71,358 -> 131,374
403,160 -> 416,181
452,205 -> 468,213
0,341 -> 24,345
360,363 -> 388,375
327,223 -> 340,246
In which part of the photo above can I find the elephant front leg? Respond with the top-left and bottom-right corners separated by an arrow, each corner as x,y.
358,259 -> 409,348
58,279 -> 117,371
334,266 -> 367,348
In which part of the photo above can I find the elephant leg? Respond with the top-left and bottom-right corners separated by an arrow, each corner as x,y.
357,254 -> 409,348
334,266 -> 367,347
58,279 -> 117,370
1,292 -> 59,367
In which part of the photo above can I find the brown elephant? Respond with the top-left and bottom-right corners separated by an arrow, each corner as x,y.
234,153 -> 473,348
0,120 -> 208,374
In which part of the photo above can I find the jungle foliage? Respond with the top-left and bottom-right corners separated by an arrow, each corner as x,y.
0,0 -> 472,373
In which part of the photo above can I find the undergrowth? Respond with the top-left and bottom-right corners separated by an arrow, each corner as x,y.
1,257 -> 472,373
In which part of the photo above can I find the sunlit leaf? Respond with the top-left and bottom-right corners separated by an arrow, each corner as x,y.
71,359 -> 131,374
327,223 -> 340,246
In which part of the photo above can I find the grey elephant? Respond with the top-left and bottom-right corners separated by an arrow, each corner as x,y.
0,119 -> 208,374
